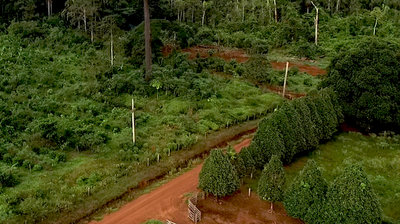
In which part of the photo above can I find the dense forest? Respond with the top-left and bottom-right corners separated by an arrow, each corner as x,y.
1,0 -> 400,223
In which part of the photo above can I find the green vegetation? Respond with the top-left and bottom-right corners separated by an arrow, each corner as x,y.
324,164 -> 382,224
198,149 -> 240,197
248,88 -> 343,167
0,22 -> 285,223
321,37 -> 400,132
2,0 -> 400,223
285,132 -> 400,223
257,155 -> 285,207
284,160 -> 328,224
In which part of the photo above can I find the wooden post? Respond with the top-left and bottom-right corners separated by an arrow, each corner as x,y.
168,148 -> 171,156
157,153 -> 160,162
248,188 -> 251,196
282,62 -> 289,98
147,158 -> 149,166
132,99 -> 135,143
311,1 -> 319,46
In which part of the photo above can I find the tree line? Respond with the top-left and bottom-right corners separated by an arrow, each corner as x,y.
198,88 -> 383,223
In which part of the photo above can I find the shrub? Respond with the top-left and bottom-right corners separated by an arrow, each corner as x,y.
323,164 -> 383,224
284,160 -> 328,223
198,149 -> 240,197
0,169 -> 18,187
321,37 -> 400,131
248,89 -> 342,166
258,155 -> 285,207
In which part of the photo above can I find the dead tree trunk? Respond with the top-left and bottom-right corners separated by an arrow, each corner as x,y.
311,1 -> 319,46
144,0 -> 152,81
336,0 -> 340,13
110,28 -> 114,66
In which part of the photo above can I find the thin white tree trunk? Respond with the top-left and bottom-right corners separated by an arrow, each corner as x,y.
84,8 -> 87,32
242,5 -> 245,22
132,99 -> 135,143
311,1 -> 319,46
47,0 -> 51,16
110,28 -> 114,66
274,0 -> 277,22
373,18 -> 378,35
336,0 -> 340,13
202,10 -> 205,26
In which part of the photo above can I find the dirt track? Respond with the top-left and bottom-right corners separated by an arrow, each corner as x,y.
90,139 -> 252,224
270,61 -> 326,77
90,138 -> 302,224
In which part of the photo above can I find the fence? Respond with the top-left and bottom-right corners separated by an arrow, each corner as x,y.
188,192 -> 204,223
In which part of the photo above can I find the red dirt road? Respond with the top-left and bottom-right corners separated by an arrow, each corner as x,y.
90,140 -> 252,224
91,139 -> 302,224
181,45 -> 249,63
271,61 -> 326,77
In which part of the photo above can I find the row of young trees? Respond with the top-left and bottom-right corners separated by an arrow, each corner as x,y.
244,88 -> 343,168
198,88 -> 339,192
198,88 -> 343,199
198,143 -> 382,223
198,88 -> 384,222
284,160 -> 382,224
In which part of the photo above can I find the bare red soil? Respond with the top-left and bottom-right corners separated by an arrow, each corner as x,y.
181,45 -> 249,63
90,139 -> 301,224
197,188 -> 303,224
271,61 -> 327,77
171,45 -> 327,77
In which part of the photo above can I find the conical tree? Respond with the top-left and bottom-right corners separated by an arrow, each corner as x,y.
324,164 -> 382,224
250,117 -> 285,168
284,159 -> 328,223
237,146 -> 256,177
198,149 -> 240,197
258,154 -> 285,212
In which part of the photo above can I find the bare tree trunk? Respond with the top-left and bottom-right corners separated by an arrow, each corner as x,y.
110,28 -> 114,66
311,2 -> 319,46
47,0 -> 51,17
328,0 -> 331,13
274,0 -> 277,22
336,0 -> 340,13
144,0 -> 152,81
84,8 -> 87,32
242,5 -> 245,22
373,17 -> 378,35
202,10 -> 205,26
50,0 -> 52,15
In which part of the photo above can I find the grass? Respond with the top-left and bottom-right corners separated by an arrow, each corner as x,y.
0,30 -> 287,224
285,132 -> 400,223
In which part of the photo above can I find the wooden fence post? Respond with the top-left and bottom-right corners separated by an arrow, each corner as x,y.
282,62 -> 289,98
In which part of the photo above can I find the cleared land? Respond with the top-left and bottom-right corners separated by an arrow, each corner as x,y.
90,138 -> 302,224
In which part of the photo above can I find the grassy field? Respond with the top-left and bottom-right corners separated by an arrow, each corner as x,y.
243,131 -> 400,223
283,131 -> 400,223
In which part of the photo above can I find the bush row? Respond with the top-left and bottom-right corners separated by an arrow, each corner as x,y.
238,88 -> 343,169
285,160 -> 382,224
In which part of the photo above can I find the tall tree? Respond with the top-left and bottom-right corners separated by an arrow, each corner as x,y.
144,0 -> 152,81
198,149 -> 240,197
258,155 -> 285,212
324,164 -> 382,224
284,159 -> 328,223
